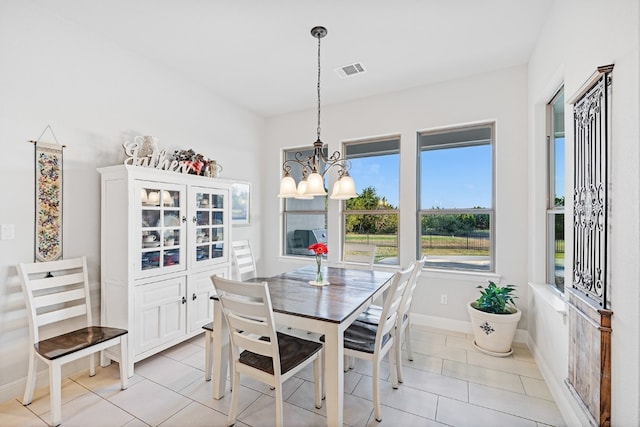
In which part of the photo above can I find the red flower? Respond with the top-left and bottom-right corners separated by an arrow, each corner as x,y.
308,242 -> 328,255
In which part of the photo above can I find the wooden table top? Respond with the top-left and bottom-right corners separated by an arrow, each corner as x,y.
213,265 -> 394,324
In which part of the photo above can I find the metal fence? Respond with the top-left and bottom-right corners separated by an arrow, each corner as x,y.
421,230 -> 490,252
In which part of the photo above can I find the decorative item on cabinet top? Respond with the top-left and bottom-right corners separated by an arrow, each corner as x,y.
122,135 -> 223,177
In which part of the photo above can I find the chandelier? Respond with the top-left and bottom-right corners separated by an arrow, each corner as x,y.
277,26 -> 357,200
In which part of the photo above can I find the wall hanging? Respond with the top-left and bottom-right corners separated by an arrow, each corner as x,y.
30,125 -> 65,262
566,64 -> 613,427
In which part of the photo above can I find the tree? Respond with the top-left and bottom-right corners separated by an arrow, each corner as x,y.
345,186 -> 397,234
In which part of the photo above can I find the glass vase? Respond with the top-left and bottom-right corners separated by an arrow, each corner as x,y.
315,255 -> 323,284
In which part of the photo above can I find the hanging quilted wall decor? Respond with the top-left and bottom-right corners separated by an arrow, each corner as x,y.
32,128 -> 65,262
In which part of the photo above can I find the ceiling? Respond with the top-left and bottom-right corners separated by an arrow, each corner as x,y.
34,0 -> 555,117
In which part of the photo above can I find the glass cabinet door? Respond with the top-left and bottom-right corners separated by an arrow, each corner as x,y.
136,181 -> 186,277
191,187 -> 227,267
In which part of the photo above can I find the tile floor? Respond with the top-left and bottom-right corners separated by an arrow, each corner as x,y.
0,325 -> 566,426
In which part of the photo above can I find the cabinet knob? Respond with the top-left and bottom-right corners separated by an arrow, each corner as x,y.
192,216 -> 197,223
181,296 -> 187,304
181,216 -> 187,223
192,293 -> 197,301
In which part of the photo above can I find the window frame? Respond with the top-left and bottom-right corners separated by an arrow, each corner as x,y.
546,86 -> 565,293
416,123 -> 495,272
341,136 -> 400,266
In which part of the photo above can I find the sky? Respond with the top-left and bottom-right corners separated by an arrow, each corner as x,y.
555,137 -> 565,201
348,137 -> 565,209
420,145 -> 492,209
348,144 -> 492,209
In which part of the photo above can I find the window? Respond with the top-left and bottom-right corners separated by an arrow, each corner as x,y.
282,147 -> 327,257
547,87 -> 565,292
343,138 -> 400,265
418,124 -> 494,271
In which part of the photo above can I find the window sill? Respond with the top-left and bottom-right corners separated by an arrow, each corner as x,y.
528,282 -> 567,316
423,268 -> 500,283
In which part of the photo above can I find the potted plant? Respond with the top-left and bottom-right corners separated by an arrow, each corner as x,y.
467,281 -> 521,357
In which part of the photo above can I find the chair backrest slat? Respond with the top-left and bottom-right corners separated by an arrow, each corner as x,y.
19,257 -> 84,274
238,264 -> 256,276
18,256 -> 92,344
231,330 -> 273,358
226,312 -> 272,338
37,305 -> 87,327
29,272 -> 85,291
33,288 -> 86,309
221,297 -> 267,320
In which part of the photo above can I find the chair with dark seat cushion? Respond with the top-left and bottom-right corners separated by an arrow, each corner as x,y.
356,256 -> 426,382
205,239 -> 264,382
211,275 -> 323,427
18,256 -> 128,427
322,263 -> 415,422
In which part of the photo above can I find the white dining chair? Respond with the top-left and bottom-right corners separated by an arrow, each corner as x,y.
324,263 -> 415,422
340,242 -> 377,369
17,256 -> 128,427
356,256 -> 427,382
211,275 -> 323,427
232,240 -> 266,281
205,240 -> 269,381
342,242 -> 376,270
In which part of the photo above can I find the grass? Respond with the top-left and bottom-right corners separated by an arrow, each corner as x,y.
346,233 -> 491,257
345,234 -> 566,260
345,234 -> 397,261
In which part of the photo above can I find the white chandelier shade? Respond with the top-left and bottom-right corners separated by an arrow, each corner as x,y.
330,174 -> 357,200
277,175 -> 298,198
304,172 -> 327,196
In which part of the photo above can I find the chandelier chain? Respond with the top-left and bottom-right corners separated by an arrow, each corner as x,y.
316,33 -> 322,141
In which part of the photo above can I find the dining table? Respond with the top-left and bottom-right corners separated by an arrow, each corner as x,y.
210,264 -> 395,427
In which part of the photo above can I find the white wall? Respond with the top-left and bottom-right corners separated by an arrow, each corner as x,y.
0,2 -> 265,400
263,65 -> 531,329
2,1 -> 638,424
527,0 -> 640,425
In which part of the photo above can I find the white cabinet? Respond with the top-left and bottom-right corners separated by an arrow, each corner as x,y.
98,165 -> 231,377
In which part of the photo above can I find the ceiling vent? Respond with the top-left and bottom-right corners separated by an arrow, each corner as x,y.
334,62 -> 366,78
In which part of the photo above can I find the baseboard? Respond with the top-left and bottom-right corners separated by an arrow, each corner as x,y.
411,313 -> 528,344
0,369 -> 47,404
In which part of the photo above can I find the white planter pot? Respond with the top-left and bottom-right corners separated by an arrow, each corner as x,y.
467,301 -> 522,357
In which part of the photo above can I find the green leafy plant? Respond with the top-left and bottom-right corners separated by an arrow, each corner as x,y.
473,281 -> 517,314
